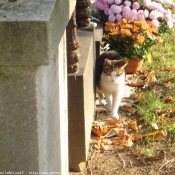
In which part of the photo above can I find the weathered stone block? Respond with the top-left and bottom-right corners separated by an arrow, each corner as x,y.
0,0 -> 76,174
0,33 -> 68,174
68,29 -> 95,171
0,0 -> 76,66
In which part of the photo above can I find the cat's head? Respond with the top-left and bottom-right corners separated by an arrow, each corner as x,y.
103,58 -> 129,81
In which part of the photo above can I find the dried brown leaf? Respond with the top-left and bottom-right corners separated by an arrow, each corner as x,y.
129,80 -> 145,87
164,96 -> 175,103
106,119 -> 125,129
120,106 -> 136,114
100,142 -> 107,151
115,137 -> 133,150
165,67 -> 175,72
91,121 -> 107,136
165,81 -> 172,88
104,128 -> 129,139
132,129 -> 167,141
155,108 -> 168,117
127,120 -> 138,132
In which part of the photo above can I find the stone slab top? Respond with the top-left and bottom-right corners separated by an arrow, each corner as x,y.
0,0 -> 76,66
0,0 -> 54,22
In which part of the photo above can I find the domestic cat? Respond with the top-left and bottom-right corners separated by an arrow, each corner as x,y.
95,50 -> 128,119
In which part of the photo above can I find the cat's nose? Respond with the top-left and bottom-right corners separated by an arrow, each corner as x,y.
111,79 -> 114,82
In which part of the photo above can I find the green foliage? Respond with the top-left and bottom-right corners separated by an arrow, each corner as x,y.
136,32 -> 175,143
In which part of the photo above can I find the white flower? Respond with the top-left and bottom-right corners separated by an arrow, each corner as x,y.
167,21 -> 173,28
151,19 -> 160,29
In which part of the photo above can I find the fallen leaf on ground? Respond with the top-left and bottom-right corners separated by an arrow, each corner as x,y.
131,92 -> 145,101
115,137 -> 133,150
165,67 -> 175,72
164,96 -> 175,103
155,108 -> 168,117
151,122 -> 159,130
103,128 -> 129,139
127,120 -> 138,132
165,81 -> 172,88
106,119 -> 126,130
159,116 -> 175,125
128,71 -> 155,88
120,106 -> 136,114
100,142 -> 108,151
91,121 -> 107,136
94,144 -> 100,150
133,70 -> 149,78
129,80 -> 145,87
132,129 -> 167,141
122,98 -> 135,103
143,74 -> 156,88
169,108 -> 175,113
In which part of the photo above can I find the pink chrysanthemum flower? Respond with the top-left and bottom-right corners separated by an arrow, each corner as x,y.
108,14 -> 116,22
143,0 -> 151,7
131,9 -> 138,20
124,0 -> 131,7
116,14 -> 122,21
113,5 -> 122,14
115,0 -> 122,5
109,6 -> 115,15
149,10 -> 159,20
132,2 -> 140,10
104,7 -> 110,15
107,0 -> 114,4
148,2 -> 158,9
137,10 -> 145,20
151,19 -> 160,29
122,6 -> 131,14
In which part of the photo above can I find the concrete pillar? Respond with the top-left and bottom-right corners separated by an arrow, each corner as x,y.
0,0 -> 76,174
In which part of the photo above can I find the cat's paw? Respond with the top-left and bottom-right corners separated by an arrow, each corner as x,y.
111,114 -> 120,120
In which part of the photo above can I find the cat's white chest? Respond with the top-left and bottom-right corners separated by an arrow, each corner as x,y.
100,72 -> 125,92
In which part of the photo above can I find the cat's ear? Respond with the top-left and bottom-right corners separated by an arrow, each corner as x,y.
119,58 -> 129,68
104,58 -> 111,65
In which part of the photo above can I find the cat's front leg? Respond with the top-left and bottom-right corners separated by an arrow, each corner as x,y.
104,93 -> 112,113
111,93 -> 123,120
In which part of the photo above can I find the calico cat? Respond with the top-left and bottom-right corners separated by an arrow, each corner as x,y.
95,50 -> 128,119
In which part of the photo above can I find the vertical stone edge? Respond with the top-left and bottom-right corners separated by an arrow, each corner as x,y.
83,34 -> 95,160
36,31 -> 68,174
58,31 -> 69,174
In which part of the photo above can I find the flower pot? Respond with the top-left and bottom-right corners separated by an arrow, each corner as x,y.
125,59 -> 144,74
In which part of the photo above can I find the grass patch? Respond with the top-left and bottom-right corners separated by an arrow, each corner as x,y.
130,32 -> 175,156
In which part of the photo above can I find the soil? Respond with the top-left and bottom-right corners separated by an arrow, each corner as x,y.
82,106 -> 175,175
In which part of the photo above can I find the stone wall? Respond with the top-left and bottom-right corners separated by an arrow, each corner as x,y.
0,0 -> 76,174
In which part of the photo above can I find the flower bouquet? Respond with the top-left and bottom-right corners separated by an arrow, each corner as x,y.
102,18 -> 162,59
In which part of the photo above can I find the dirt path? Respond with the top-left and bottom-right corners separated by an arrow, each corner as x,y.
81,78 -> 175,175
